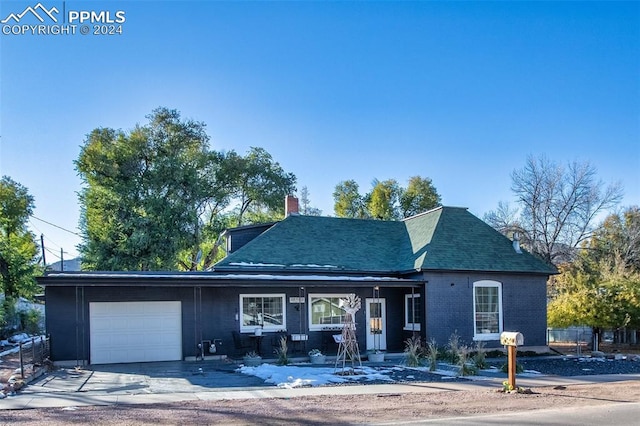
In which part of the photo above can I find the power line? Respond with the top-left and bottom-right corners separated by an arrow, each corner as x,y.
44,246 -> 62,260
31,215 -> 82,236
29,220 -> 63,250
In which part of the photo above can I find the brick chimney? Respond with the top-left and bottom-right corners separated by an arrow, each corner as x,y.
285,195 -> 299,216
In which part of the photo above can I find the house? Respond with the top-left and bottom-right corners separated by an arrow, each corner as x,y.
38,198 -> 556,365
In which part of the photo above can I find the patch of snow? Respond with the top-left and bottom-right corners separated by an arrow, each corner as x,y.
237,364 -> 393,388
520,370 -> 544,377
9,333 -> 30,343
45,272 -> 414,282
0,347 -> 20,357
229,262 -> 286,267
290,264 -> 339,268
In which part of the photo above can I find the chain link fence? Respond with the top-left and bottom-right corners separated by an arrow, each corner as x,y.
547,327 -> 592,355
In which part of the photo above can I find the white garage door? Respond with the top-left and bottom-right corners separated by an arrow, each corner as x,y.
90,301 -> 182,364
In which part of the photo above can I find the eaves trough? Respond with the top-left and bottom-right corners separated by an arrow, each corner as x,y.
37,271 -> 424,288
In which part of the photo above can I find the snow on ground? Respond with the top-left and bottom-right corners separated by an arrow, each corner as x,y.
237,364 -> 395,388
235,362 -> 529,388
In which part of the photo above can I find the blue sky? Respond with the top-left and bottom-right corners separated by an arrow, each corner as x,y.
1,1 -> 638,261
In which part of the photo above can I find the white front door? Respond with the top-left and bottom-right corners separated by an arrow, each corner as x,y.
366,298 -> 386,351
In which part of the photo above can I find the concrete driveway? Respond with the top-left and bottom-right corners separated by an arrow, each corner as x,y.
24,360 -> 269,396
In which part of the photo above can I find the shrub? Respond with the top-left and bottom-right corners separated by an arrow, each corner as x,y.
501,362 -> 524,374
446,331 -> 461,364
426,338 -> 439,371
472,341 -> 488,370
20,309 -> 42,335
457,345 -> 477,376
274,335 -> 289,365
404,335 -> 423,367
0,300 -> 17,338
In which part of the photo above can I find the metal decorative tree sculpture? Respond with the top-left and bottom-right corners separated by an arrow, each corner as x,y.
334,294 -> 362,374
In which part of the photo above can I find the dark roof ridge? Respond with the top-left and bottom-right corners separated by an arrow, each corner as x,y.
402,205 -> 467,222
289,214 -> 402,224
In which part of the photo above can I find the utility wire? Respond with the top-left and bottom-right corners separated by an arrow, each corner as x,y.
44,246 -> 62,260
31,215 -> 82,236
29,220 -> 64,250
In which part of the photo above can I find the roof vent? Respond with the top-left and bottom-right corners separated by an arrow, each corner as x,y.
512,232 -> 522,254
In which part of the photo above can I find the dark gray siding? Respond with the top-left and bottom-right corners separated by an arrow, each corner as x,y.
45,286 -> 195,362
226,223 -> 274,253
45,284 -> 412,363
423,272 -> 547,348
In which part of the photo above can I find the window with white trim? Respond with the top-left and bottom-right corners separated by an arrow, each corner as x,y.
404,294 -> 421,331
239,294 -> 286,333
473,280 -> 502,340
308,294 -> 349,330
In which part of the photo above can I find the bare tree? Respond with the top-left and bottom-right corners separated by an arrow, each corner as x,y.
299,186 -> 322,216
490,155 -> 623,264
483,201 -> 521,236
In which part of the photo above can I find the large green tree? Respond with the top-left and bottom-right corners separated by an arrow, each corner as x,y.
400,176 -> 442,218
589,206 -> 640,273
225,147 -> 296,226
368,179 -> 402,220
548,260 -> 640,332
333,180 -> 369,219
77,108 -> 296,271
0,177 -> 40,301
547,207 -> 640,345
77,108 -> 216,270
333,176 -> 441,220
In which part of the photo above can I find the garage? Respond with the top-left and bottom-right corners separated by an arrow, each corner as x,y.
89,301 -> 182,364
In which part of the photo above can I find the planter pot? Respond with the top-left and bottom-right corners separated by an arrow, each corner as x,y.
309,355 -> 327,365
243,356 -> 262,367
368,352 -> 385,362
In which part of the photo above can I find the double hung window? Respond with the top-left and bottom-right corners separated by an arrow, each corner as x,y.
473,281 -> 502,340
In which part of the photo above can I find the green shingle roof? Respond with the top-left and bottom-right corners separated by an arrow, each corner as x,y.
214,207 -> 557,275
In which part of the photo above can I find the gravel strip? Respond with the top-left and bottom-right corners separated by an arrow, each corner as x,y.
492,356 -> 640,376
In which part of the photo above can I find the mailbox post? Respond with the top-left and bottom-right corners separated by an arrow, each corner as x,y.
500,332 -> 524,390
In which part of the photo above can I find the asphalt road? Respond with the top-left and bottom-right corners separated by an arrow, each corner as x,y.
386,402 -> 640,426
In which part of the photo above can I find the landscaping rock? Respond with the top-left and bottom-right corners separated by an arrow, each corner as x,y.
590,351 -> 605,358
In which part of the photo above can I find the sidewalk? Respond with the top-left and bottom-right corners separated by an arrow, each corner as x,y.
2,360 -> 639,411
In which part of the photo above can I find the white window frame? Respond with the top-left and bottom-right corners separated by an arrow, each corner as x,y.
404,294 -> 421,331
239,294 -> 286,333
473,280 -> 503,341
308,293 -> 350,331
